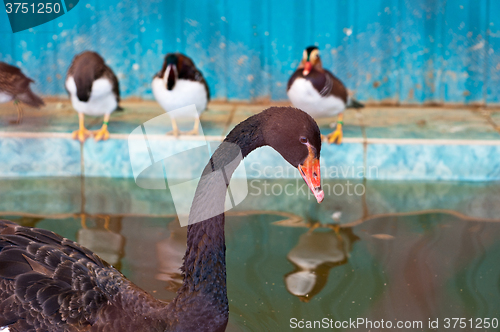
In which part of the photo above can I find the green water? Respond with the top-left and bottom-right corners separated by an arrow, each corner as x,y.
4,211 -> 500,331
2,178 -> 500,331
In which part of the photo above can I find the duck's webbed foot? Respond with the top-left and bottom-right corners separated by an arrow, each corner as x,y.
326,114 -> 344,145
94,126 -> 110,141
72,127 -> 92,142
326,126 -> 343,144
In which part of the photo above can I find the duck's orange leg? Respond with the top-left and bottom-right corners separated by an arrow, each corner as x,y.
13,100 -> 24,124
182,120 -> 200,136
72,112 -> 92,142
94,113 -> 111,141
327,113 -> 344,144
166,118 -> 180,137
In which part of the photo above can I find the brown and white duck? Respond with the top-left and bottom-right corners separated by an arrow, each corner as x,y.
0,62 -> 44,124
65,51 -> 121,142
287,46 -> 364,144
0,106 -> 323,332
152,53 -> 209,136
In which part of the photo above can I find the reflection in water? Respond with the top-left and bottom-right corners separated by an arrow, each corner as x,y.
76,216 -> 125,268
7,216 -> 44,228
284,224 -> 359,302
2,210 -> 500,331
0,214 -> 126,269
153,212 -> 304,294
155,219 -> 186,291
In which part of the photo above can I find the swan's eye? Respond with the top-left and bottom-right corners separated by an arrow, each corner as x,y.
300,137 -> 308,144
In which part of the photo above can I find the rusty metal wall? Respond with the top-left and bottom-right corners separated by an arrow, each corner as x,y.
1,0 -> 499,104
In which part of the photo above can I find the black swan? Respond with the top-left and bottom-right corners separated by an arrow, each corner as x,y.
0,62 -> 45,124
0,106 -> 324,332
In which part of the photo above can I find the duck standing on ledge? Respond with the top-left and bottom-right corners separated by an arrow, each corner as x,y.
152,53 -> 209,136
65,51 -> 121,142
0,107 -> 323,332
0,62 -> 44,124
287,46 -> 364,144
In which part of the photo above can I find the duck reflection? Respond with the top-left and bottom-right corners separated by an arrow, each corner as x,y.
152,214 -> 360,299
76,216 -> 125,268
155,219 -> 186,291
285,223 -> 359,302
5,216 -> 43,228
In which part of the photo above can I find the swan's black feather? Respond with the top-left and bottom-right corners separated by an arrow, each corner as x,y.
0,295 -> 17,326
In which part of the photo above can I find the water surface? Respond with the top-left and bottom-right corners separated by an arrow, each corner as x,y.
4,210 -> 500,331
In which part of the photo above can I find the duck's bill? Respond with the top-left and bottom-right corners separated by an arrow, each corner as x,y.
298,155 -> 324,203
302,61 -> 312,76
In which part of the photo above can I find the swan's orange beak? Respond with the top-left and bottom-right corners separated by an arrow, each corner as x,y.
298,150 -> 324,203
303,62 -> 312,76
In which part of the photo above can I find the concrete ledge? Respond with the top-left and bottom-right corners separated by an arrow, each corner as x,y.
0,137 -> 81,177
0,102 -> 499,181
0,134 -> 499,181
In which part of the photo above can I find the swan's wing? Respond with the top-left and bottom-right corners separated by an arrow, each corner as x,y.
0,220 -> 121,331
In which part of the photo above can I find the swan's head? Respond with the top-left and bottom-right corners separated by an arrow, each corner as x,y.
262,107 -> 324,203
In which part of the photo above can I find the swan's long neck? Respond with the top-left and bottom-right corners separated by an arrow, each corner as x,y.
167,115 -> 265,325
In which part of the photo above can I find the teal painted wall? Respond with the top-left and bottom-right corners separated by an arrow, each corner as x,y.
1,0 -> 499,104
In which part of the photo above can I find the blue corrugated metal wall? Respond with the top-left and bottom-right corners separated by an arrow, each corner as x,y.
1,0 -> 499,104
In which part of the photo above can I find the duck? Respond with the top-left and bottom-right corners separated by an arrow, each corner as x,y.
0,106 -> 324,332
152,53 -> 209,136
0,62 -> 45,124
287,46 -> 364,144
65,51 -> 122,143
